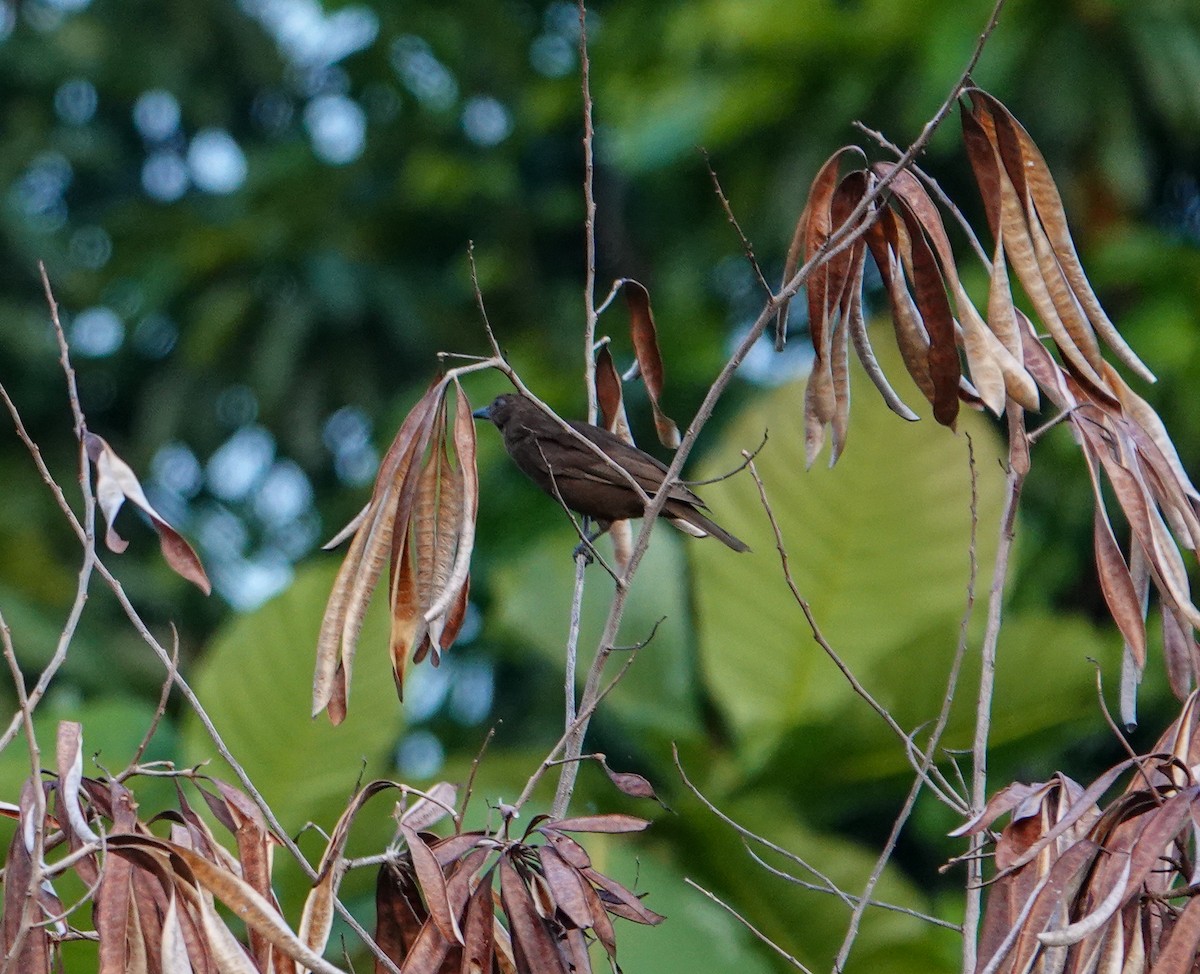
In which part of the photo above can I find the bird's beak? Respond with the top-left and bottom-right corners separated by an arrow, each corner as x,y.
471,405 -> 491,421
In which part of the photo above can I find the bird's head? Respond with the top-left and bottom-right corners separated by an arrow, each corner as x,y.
471,393 -> 522,428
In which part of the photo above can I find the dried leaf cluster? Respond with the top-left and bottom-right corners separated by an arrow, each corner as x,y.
785,90 -> 1200,706
0,722 -> 660,973
375,812 -> 663,973
782,90 -> 1151,464
314,377 -> 478,722
957,691 -> 1200,974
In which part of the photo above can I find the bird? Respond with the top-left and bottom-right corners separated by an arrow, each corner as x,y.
472,393 -> 749,552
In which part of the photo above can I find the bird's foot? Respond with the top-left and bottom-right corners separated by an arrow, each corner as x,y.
572,538 -> 596,565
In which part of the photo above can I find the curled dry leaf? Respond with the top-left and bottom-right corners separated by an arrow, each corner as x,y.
362,815 -> 661,972
3,765 -> 370,974
594,343 -> 628,439
314,377 -> 478,721
622,279 -> 681,448
966,692 -> 1200,974
594,753 -> 670,810
85,432 -> 211,594
778,90 -> 1196,717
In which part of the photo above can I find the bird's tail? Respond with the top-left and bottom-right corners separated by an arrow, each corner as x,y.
665,503 -> 750,553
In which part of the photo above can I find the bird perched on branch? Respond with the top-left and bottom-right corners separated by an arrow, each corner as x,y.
472,393 -> 749,552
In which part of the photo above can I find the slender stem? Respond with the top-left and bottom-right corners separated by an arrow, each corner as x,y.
746,847 -> 957,930
832,434 -> 981,972
578,0 -> 598,425
563,555 -> 586,741
517,653 -> 637,812
0,608 -> 48,974
685,879 -> 816,974
963,404 -> 1027,972
852,121 -> 990,268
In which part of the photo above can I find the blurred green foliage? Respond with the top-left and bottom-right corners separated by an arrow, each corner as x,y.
2,0 -> 1200,969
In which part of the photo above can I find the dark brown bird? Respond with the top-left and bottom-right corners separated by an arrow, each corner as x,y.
473,393 -> 749,552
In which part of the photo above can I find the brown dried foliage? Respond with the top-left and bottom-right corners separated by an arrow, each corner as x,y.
86,432 -> 211,595
313,377 -> 478,721
780,90 -> 1200,704
0,724 -> 659,973
956,691 -> 1200,974
374,813 -> 662,974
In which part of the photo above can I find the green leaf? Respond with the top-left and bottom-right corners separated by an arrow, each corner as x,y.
491,528 -> 702,743
180,563 -> 404,833
691,344 -> 1008,765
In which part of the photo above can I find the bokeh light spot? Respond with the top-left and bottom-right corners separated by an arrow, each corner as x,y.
303,93 -> 366,165
54,78 -> 97,125
141,151 -> 189,202
69,307 -> 124,358
133,90 -> 182,142
187,129 -> 248,195
461,96 -> 512,147
206,426 -> 275,502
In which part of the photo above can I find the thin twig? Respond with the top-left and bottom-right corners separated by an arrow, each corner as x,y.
685,879 -> 816,974
701,148 -> 771,297
745,846 -> 959,930
563,555 -> 586,751
595,279 -> 623,317
121,625 -> 180,777
963,402 -> 1027,974
578,0 -> 599,426
458,725 -> 496,827
832,433 -> 983,971
745,459 -> 964,810
0,607 -> 48,974
674,745 -> 854,909
1090,659 -> 1160,801
515,652 -> 638,812
852,120 -> 990,267
0,271 -> 99,756
683,430 -> 768,487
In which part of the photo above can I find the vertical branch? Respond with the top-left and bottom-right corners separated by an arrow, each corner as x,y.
0,608 -> 47,974
563,555 -> 586,742
963,404 -> 1027,972
553,0 -> 598,815
578,0 -> 599,425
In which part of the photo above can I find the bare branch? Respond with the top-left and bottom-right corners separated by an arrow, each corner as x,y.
744,846 -> 958,930
701,148 -> 771,297
963,402 -> 1028,973
685,879 -> 816,974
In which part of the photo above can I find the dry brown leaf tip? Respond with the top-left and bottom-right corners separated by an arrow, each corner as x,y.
313,378 -> 479,721
621,279 -> 681,448
84,431 -> 212,594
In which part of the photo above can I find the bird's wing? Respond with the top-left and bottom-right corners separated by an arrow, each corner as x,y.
561,422 -> 706,505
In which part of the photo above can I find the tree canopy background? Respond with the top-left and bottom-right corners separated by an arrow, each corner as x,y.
3,0 -> 1200,969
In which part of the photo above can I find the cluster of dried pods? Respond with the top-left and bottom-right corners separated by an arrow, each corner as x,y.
954,691 -> 1200,974
1,723 -> 660,973
783,89 -> 1200,714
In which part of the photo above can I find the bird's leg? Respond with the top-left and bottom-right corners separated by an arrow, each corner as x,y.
572,518 -> 611,563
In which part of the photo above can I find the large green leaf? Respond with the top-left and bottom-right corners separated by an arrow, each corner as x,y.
180,563 -> 403,833
491,527 -> 702,743
0,694 -> 178,806
691,350 -> 1008,764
